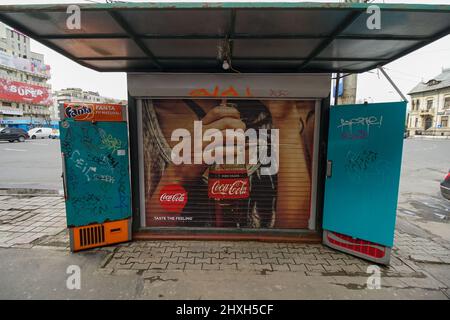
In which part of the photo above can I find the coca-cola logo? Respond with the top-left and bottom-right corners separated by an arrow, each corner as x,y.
159,184 -> 188,213
208,178 -> 249,200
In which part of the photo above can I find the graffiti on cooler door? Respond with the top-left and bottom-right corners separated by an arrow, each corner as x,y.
338,115 -> 383,137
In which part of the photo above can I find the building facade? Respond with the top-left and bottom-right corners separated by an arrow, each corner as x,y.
0,22 -> 52,130
51,88 -> 127,121
407,68 -> 450,137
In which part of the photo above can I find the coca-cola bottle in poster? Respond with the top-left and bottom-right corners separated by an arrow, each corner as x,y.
208,101 -> 250,228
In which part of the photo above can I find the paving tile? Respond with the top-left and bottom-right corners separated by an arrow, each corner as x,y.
306,264 -> 325,272
288,264 -> 308,272
195,257 -> 211,264
184,263 -> 202,270
167,263 -> 185,270
219,263 -> 238,271
132,263 -> 150,270
149,263 -> 168,270
202,263 -> 220,271
187,252 -> 204,258
277,258 -> 295,265
171,251 -> 188,258
219,252 -> 236,259
161,257 -> 178,264
177,257 -> 195,264
116,263 -> 133,270
271,264 -> 290,272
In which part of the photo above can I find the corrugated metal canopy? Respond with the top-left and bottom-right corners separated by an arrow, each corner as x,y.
0,2 -> 449,73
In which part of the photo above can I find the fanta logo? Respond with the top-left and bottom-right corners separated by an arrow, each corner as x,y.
65,105 -> 93,119
159,184 -> 188,213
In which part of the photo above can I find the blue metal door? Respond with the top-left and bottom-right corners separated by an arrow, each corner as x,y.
60,119 -> 131,227
322,102 -> 406,255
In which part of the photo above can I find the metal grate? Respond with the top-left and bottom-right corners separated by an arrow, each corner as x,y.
79,225 -> 105,247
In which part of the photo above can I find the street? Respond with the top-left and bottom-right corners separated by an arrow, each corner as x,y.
0,139 -> 62,191
398,139 -> 450,222
0,138 -> 449,299
0,137 -> 448,211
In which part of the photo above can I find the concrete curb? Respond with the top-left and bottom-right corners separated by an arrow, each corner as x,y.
0,188 -> 64,196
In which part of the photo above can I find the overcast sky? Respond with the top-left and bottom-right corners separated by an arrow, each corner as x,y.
1,0 -> 449,103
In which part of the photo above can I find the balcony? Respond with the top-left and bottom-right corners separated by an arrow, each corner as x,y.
419,108 -> 435,116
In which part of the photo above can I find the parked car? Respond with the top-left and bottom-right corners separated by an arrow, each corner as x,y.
0,127 -> 29,142
28,127 -> 53,139
440,170 -> 450,200
49,129 -> 60,139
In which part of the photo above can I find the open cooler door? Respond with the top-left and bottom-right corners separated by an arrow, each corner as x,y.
322,101 -> 406,265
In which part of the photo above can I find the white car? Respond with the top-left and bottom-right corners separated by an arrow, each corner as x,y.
28,127 -> 53,139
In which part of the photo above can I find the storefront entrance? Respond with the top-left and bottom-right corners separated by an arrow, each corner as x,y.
129,73 -> 329,238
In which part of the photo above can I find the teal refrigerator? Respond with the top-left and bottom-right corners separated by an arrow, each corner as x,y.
59,113 -> 131,251
322,101 -> 406,264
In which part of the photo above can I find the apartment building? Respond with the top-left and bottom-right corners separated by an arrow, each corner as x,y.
407,68 -> 450,137
0,22 -> 52,130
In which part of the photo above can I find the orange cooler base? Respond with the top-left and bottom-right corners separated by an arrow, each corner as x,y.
69,219 -> 131,252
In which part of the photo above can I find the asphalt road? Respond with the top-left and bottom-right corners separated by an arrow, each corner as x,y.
0,139 -> 63,190
0,137 -> 448,220
398,138 -> 450,222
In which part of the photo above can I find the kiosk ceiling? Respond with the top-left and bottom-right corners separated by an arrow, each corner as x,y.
0,2 -> 449,73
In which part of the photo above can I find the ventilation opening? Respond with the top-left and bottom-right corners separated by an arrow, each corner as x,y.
79,225 -> 105,247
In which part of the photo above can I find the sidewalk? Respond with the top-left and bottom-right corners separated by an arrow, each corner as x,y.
0,195 -> 66,249
0,194 -> 449,299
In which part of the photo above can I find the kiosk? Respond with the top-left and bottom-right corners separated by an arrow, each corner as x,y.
1,2 -> 448,264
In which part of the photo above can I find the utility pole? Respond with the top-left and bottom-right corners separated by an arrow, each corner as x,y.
338,0 -> 366,104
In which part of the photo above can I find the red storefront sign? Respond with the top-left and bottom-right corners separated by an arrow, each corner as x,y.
0,79 -> 51,105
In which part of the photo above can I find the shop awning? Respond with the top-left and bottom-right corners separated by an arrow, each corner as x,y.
0,2 -> 449,73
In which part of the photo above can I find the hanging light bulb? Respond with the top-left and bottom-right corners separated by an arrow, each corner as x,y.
222,59 -> 230,70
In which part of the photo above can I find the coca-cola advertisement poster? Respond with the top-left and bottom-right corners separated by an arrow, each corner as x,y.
143,99 -> 315,229
0,79 -> 52,106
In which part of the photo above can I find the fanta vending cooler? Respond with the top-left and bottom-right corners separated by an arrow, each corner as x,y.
59,102 -> 132,252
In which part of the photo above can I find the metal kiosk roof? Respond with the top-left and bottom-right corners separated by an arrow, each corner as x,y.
0,2 -> 449,73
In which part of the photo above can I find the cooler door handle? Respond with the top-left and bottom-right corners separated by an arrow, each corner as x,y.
61,152 -> 68,200
326,160 -> 333,178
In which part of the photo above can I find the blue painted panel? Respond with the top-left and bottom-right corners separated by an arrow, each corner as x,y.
322,102 -> 406,247
59,119 -> 131,227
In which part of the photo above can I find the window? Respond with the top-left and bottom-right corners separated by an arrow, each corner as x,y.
441,116 -> 449,128
426,99 -> 433,110
415,118 -> 419,127
416,100 -> 420,110
444,97 -> 450,110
